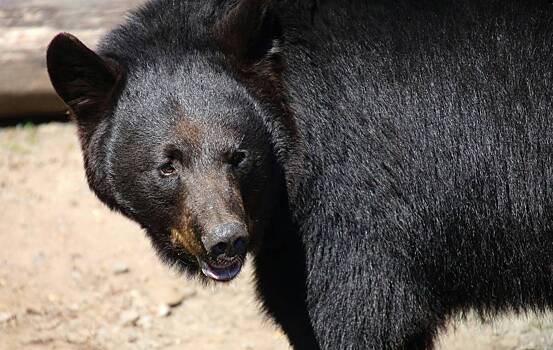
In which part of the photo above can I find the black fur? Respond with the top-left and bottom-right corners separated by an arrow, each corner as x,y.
47,0 -> 553,349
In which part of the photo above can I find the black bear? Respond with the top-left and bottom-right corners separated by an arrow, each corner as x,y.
46,0 -> 553,349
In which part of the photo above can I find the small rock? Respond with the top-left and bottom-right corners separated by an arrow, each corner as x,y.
0,312 -> 14,323
149,340 -> 162,349
113,262 -> 130,275
151,284 -> 195,307
161,338 -> 174,347
32,252 -> 46,265
168,290 -> 196,307
137,315 -> 152,329
130,289 -> 147,308
71,270 -> 82,281
70,253 -> 83,261
119,310 -> 140,326
128,333 -> 139,343
96,327 -> 110,341
66,332 -> 88,345
157,304 -> 171,318
25,307 -> 42,316
40,319 -> 61,331
21,334 -> 54,345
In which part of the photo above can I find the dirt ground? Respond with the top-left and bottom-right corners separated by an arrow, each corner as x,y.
1,122 -> 553,350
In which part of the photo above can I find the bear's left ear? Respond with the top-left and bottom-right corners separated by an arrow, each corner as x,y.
215,0 -> 281,64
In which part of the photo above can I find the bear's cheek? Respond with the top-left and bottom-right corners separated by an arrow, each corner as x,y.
170,227 -> 204,259
169,206 -> 204,258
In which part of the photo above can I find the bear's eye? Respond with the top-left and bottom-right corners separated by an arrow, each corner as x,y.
159,162 -> 177,176
228,150 -> 248,168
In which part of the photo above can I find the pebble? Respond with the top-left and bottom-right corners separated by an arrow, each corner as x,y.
0,312 -> 14,323
130,289 -> 147,308
21,334 -> 54,345
32,252 -> 46,265
169,290 -> 196,307
119,310 -> 140,326
151,284 -> 195,307
66,332 -> 88,345
148,340 -> 162,349
96,327 -> 110,341
157,304 -> 171,318
91,209 -> 102,219
71,270 -> 82,281
137,315 -> 153,329
25,307 -> 42,316
128,333 -> 139,343
40,319 -> 61,331
113,262 -> 130,275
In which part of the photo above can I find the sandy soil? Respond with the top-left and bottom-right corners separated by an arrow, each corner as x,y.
1,122 -> 553,350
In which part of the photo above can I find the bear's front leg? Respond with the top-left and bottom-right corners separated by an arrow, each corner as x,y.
253,224 -> 320,350
305,252 -> 444,350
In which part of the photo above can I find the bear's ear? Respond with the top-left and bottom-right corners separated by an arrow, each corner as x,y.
47,33 -> 124,212
47,33 -> 122,121
215,0 -> 281,64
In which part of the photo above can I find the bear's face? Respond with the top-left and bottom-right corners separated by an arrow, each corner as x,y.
106,64 -> 279,281
46,0 -> 286,282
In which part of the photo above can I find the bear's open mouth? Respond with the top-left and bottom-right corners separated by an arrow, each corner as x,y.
198,258 -> 243,282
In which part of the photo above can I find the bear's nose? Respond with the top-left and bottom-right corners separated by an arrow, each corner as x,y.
202,223 -> 248,259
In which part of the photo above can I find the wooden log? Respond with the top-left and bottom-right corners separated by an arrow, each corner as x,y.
0,0 -> 141,119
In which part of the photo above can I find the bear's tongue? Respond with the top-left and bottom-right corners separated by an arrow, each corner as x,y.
199,259 -> 242,282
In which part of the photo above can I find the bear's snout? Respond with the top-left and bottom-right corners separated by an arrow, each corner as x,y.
202,222 -> 248,260
197,222 -> 248,282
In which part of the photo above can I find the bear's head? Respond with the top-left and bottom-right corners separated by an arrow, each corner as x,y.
46,0 -> 295,282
